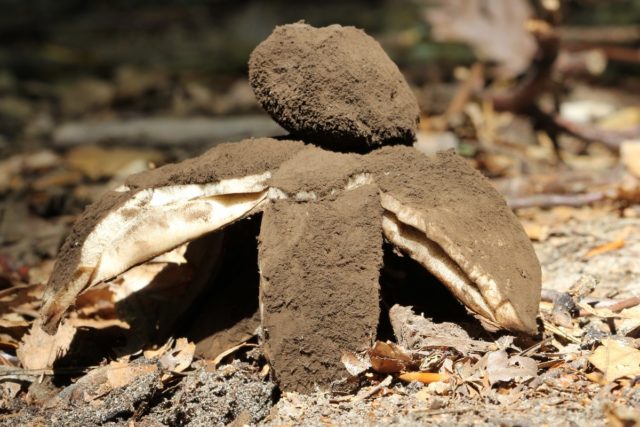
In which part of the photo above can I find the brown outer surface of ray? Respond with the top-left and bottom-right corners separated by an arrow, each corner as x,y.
125,138 -> 305,189
366,147 -> 542,333
40,138 -> 305,333
249,23 -> 420,151
258,184 -> 383,393
268,145 -> 367,197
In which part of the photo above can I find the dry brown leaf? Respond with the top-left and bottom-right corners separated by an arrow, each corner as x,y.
159,338 -> 195,373
424,0 -> 536,78
521,221 -> 550,242
341,351 -> 372,376
484,350 -> 537,385
588,339 -> 640,382
368,341 -> 417,374
31,169 -> 83,191
17,322 -> 76,370
583,239 -> 625,259
598,107 -> 640,130
105,361 -> 156,389
64,360 -> 158,403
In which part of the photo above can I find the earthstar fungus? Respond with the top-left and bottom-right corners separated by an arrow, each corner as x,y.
38,23 -> 541,392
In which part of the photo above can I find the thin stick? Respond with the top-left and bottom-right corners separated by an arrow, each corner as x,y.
507,191 -> 606,209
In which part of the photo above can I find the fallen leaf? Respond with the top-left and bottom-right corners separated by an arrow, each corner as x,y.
588,339 -> 640,382
598,107 -> 640,130
61,360 -> 158,403
584,239 -> 625,259
341,351 -> 372,376
620,141 -> 640,179
66,145 -> 163,180
522,221 -> 550,241
424,0 -> 536,78
17,322 -> 76,370
368,341 -> 417,374
31,169 -> 83,191
484,350 -> 537,385
158,338 -> 195,373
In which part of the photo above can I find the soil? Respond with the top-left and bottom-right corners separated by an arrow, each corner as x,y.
258,184 -> 383,392
249,23 -> 420,152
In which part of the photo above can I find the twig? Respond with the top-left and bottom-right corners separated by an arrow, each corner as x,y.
410,406 -> 475,415
552,116 -> 640,150
543,321 -> 581,345
543,289 -> 640,318
352,375 -> 393,403
519,337 -> 553,357
0,365 -> 90,382
578,296 -> 640,317
507,191 -> 607,209
559,25 -> 640,44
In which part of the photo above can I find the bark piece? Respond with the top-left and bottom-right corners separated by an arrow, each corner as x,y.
259,185 -> 382,392
249,23 -> 419,152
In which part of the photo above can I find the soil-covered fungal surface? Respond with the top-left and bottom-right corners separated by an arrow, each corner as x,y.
35,136 -> 541,393
249,23 -> 420,152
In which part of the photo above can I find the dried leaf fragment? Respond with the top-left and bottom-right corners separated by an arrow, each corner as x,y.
484,350 -> 537,385
17,322 -> 76,370
588,339 -> 640,382
159,338 -> 196,373
368,341 -> 418,374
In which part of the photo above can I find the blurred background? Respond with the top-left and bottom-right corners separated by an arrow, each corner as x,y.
0,0 -> 639,270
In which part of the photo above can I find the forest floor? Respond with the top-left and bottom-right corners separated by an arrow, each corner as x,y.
1,3 -> 640,425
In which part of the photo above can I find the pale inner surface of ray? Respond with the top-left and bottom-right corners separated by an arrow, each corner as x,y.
379,192 -> 529,331
381,211 -> 496,323
80,173 -> 271,290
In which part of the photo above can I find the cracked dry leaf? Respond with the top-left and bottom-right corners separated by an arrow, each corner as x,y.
589,339 -> 640,382
17,322 -> 76,370
484,350 -> 537,385
368,341 -> 418,374
159,338 -> 196,373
